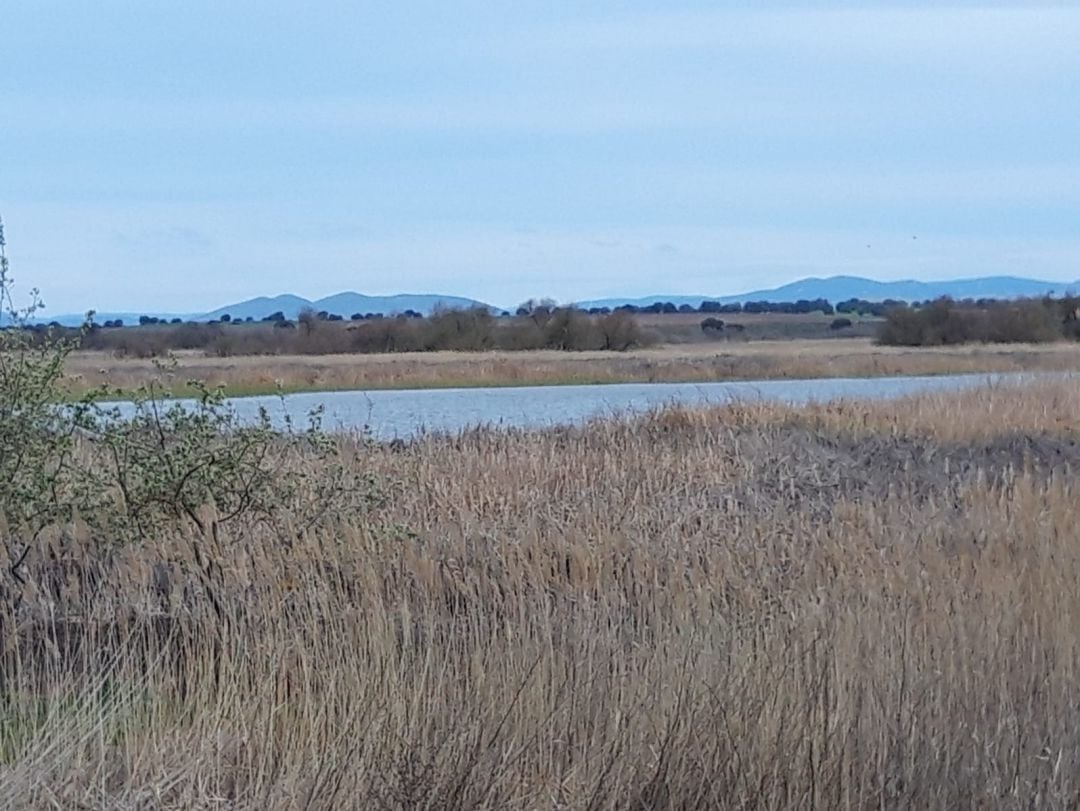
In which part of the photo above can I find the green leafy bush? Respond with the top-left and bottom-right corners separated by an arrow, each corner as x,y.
0,240 -> 380,620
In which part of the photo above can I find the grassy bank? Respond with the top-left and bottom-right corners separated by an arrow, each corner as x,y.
64,338 -> 1080,397
5,381 -> 1080,806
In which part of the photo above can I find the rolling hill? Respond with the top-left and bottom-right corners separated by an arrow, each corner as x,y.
202,291 -> 495,321
576,275 -> 1080,310
30,275 -> 1080,327
33,292 -> 496,326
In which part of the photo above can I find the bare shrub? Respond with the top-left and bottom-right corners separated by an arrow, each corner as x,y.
422,306 -> 496,351
700,316 -> 725,334
598,309 -> 644,350
879,296 -> 1067,346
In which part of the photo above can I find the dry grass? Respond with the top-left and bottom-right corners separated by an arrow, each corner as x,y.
636,311 -> 882,342
65,338 -> 1080,396
5,381 -> 1080,807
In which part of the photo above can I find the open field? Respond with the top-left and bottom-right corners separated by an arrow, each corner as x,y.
66,338 -> 1080,396
5,381 -> 1080,806
636,310 -> 882,342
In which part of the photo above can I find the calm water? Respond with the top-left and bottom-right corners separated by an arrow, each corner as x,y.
158,372 -> 1038,440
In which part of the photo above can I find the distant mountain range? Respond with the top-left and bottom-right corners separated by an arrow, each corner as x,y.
31,275 -> 1080,327
200,292 -> 492,321
36,292 -> 495,327
575,275 -> 1080,310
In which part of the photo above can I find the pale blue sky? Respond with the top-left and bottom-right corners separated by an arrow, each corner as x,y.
2,1 -> 1079,313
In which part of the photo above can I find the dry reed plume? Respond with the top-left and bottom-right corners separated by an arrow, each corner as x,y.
4,381 -> 1080,808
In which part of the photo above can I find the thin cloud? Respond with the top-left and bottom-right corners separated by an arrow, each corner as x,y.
2,2 -> 1077,312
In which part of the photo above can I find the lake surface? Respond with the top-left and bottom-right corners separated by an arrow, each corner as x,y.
177,372 -> 1039,439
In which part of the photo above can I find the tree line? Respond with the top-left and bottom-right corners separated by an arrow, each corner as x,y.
877,296 -> 1080,346
22,305 -> 650,358
83,296 -> 847,327
20,295 -> 1080,354
41,296 -> 913,330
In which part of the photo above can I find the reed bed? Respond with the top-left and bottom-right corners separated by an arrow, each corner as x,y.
3,381 -> 1080,808
64,339 -> 1080,396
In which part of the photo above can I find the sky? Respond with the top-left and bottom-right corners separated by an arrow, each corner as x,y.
2,1 -> 1079,314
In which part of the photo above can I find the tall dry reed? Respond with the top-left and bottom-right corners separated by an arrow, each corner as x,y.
3,382 -> 1080,808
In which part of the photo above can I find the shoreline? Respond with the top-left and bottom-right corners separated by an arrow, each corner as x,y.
62,338 -> 1080,400
82,365 -> 1048,403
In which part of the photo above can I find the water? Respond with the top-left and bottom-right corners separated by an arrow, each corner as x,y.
141,372 -> 1038,440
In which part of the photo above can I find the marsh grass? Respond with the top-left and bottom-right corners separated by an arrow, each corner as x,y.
4,382 -> 1080,807
64,339 -> 1080,397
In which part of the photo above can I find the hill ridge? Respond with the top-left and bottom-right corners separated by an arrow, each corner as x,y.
576,274 -> 1080,310
31,275 -> 1080,327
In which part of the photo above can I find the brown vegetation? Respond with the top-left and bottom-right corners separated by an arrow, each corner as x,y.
879,295 -> 1080,346
73,307 -> 649,359
638,310 -> 881,342
64,338 -> 1080,396
5,381 -> 1080,806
